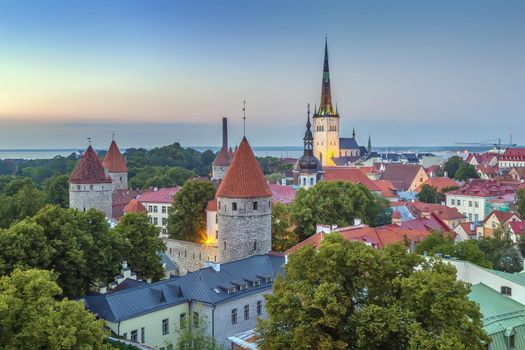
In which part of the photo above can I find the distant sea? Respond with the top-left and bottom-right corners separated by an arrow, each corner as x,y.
0,145 -> 504,160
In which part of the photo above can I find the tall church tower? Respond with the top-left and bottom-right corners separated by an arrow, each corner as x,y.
313,38 -> 340,167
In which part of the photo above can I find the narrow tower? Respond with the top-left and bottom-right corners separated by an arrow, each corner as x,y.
102,140 -> 128,191
367,134 -> 372,154
293,104 -> 323,188
216,137 -> 272,263
211,117 -> 232,181
313,37 -> 340,166
69,145 -> 113,218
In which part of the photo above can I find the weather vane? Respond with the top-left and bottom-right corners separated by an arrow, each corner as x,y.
242,100 -> 246,137
87,137 -> 91,146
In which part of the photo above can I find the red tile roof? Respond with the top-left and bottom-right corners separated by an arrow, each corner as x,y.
374,179 -> 398,198
269,184 -> 297,204
466,153 -> 499,165
212,146 -> 231,166
457,222 -> 478,236
324,167 -> 381,192
407,201 -> 465,221
206,199 -> 217,211
501,148 -> 525,161
381,164 -> 425,191
510,222 -> 525,235
216,137 -> 272,198
112,189 -> 144,219
483,210 -> 520,225
448,179 -> 518,198
102,140 -> 128,173
69,146 -> 112,184
138,187 -> 180,204
386,213 -> 451,232
477,165 -> 499,177
123,199 -> 147,214
416,177 -> 458,193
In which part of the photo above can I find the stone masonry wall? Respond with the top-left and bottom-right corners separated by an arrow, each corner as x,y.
212,165 -> 228,181
164,239 -> 218,275
217,196 -> 272,263
69,183 -> 113,218
109,171 -> 128,190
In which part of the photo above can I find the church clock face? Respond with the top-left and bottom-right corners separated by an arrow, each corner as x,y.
305,142 -> 313,151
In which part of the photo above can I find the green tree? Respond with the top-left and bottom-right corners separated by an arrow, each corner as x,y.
167,179 -> 216,242
174,314 -> 226,350
454,163 -> 480,181
257,235 -> 489,350
291,181 -> 390,238
114,212 -> 165,281
415,231 -> 455,256
478,226 -> 523,273
0,269 -> 113,350
271,203 -> 297,252
417,185 -> 444,204
44,175 -> 70,207
517,188 -> 525,220
443,156 -> 464,179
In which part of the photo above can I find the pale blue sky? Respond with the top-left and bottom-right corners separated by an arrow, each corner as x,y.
0,0 -> 524,148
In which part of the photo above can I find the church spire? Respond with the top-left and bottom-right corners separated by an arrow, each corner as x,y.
368,134 -> 372,154
317,37 -> 336,116
303,103 -> 313,155
352,128 -> 356,139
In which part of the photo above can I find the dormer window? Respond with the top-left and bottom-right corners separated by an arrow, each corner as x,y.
239,283 -> 248,291
265,277 -> 273,283
227,287 -> 236,294
501,286 -> 512,296
252,280 -> 261,287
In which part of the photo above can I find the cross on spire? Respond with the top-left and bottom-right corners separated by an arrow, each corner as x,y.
112,131 -> 115,141
242,100 -> 246,137
87,137 -> 91,146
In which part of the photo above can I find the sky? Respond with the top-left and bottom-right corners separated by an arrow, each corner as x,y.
0,0 -> 524,149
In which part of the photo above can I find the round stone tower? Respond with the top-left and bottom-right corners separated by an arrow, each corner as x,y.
69,145 -> 113,218
102,140 -> 128,191
216,137 -> 272,263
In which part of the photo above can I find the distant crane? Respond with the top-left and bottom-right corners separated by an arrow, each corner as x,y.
455,136 -> 517,151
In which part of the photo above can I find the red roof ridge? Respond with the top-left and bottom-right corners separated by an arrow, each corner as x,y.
102,140 -> 128,173
216,137 -> 272,198
123,199 -> 147,214
69,146 -> 112,184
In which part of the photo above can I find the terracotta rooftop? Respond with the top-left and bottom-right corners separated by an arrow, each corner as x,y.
269,184 -> 297,204
102,140 -> 128,173
374,179 -> 398,198
69,146 -> 112,184
212,146 -> 231,167
324,167 -> 381,192
139,187 -> 181,204
416,177 -> 458,193
509,222 -> 525,234
483,210 -> 520,225
112,189 -> 144,219
216,137 -> 272,198
501,148 -> 525,161
457,222 -> 478,236
206,199 -> 217,211
447,179 -> 518,198
466,153 -> 499,165
123,199 -> 147,214
407,201 -> 465,221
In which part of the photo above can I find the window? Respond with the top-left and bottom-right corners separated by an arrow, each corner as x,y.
131,329 -> 138,342
509,334 -> 516,349
162,218 -> 167,226
475,201 -> 479,208
253,201 -> 258,210
244,305 -> 250,320
451,199 -> 455,205
162,318 -> 169,335
257,300 -> 262,315
141,327 -> 145,343
224,241 -> 227,250
254,240 -> 257,251
148,205 -> 152,212
90,185 -> 93,190
193,312 -> 199,328
469,201 -> 472,207
468,213 -> 472,221
180,313 -> 186,329
162,206 -> 167,213
457,200 -> 461,205
231,309 -> 237,324
232,202 -> 237,211
501,286 -> 512,296
154,217 -> 158,225
302,178 -> 306,186
253,280 -> 261,287
123,332 -> 127,339
475,214 -> 479,221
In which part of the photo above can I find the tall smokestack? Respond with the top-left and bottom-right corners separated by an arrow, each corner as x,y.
222,117 -> 228,149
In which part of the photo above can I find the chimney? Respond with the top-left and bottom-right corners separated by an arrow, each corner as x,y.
444,171 -> 448,178
354,218 -> 362,226
205,261 -> 221,272
98,283 -> 107,294
222,117 -> 228,149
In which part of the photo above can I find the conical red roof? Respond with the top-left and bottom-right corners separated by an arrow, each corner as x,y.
123,199 -> 147,214
102,140 -> 128,173
69,146 -> 112,184
216,137 -> 272,198
212,146 -> 231,166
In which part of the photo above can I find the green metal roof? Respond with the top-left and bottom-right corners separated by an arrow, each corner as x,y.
485,268 -> 525,287
469,283 -> 525,335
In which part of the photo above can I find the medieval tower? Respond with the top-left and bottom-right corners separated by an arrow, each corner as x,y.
69,145 -> 113,218
216,137 -> 272,263
313,38 -> 340,167
102,140 -> 128,191
211,117 -> 232,181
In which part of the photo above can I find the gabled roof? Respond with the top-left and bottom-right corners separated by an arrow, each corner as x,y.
102,140 -> 128,173
416,177 -> 458,193
381,163 -> 424,191
501,147 -> 525,161
407,201 -> 465,221
216,137 -> 272,198
483,210 -> 520,225
123,199 -> 147,214
509,222 -> 525,235
374,179 -> 398,198
339,137 -> 359,150
456,222 -> 478,236
447,179 -> 519,198
324,167 -> 381,192
69,146 -> 112,184
269,184 -> 297,204
139,187 -> 180,204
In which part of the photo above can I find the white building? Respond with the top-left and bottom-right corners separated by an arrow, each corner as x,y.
138,187 -> 180,237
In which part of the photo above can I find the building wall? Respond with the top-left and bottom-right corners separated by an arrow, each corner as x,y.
141,201 -> 171,237
69,183 -> 113,218
212,166 -> 229,181
109,171 -> 128,191
164,239 -> 218,275
408,168 -> 429,192
446,194 -> 488,222
206,209 -> 218,243
217,196 -> 272,263
106,302 -> 189,349
313,116 -> 339,167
